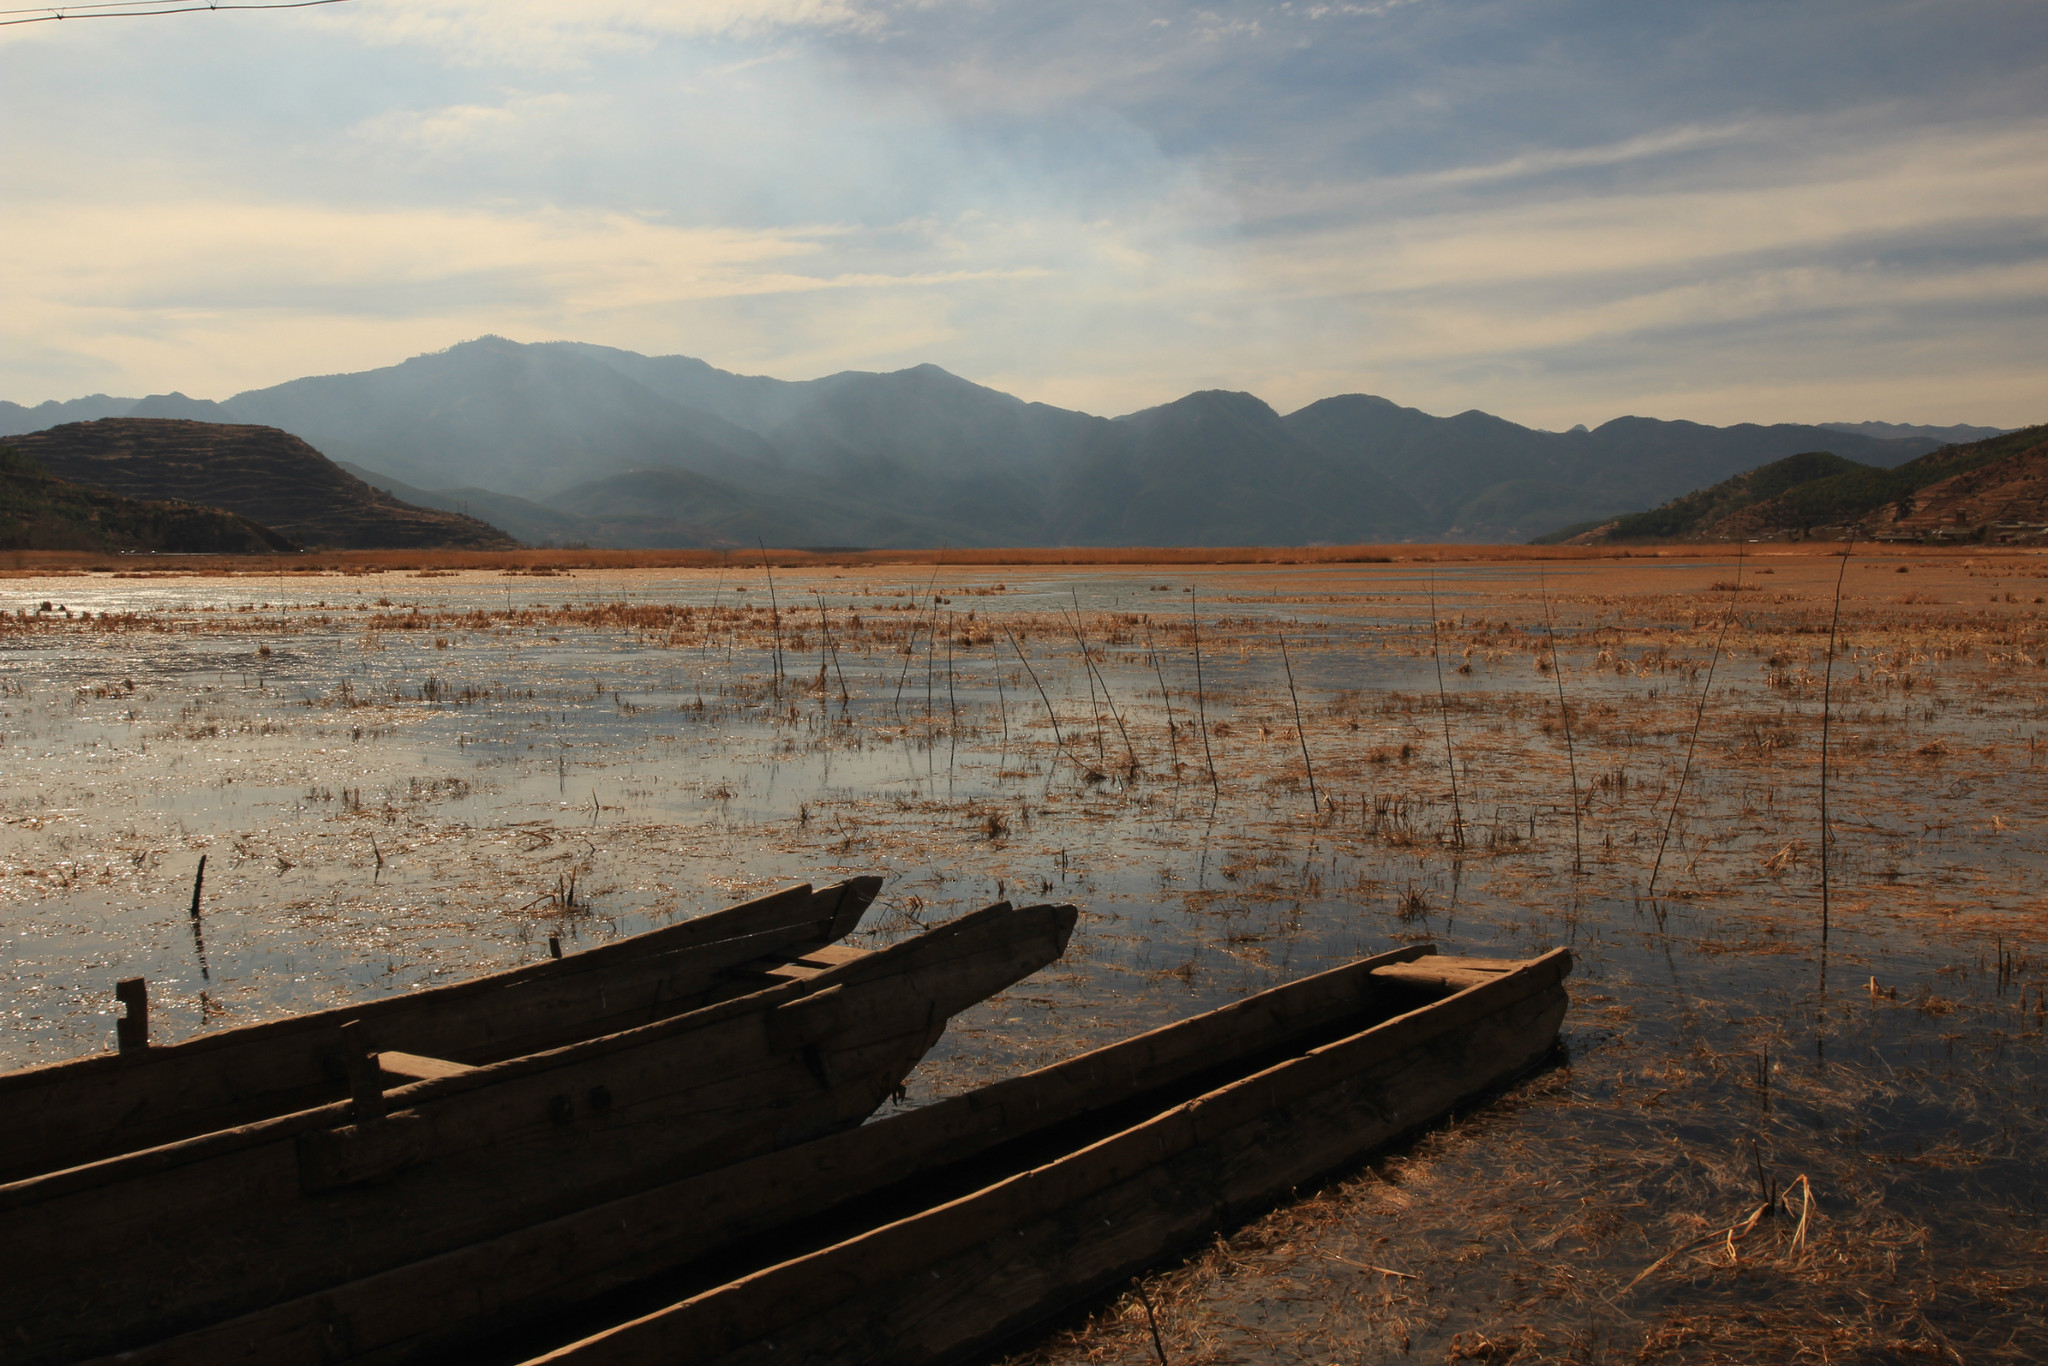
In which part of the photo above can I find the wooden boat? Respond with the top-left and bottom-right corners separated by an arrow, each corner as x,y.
0,898 -> 1079,1366
0,877 -> 882,1183
95,942 -> 1567,1366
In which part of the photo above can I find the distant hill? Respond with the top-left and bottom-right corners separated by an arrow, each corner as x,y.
1282,396 -> 1939,540
3,420 -> 519,550
1064,390 -> 1429,544
1,445 -> 294,553
0,395 -> 136,435
1541,425 -> 2048,544
4,337 -> 2015,546
336,463 -> 598,548
1821,420 -> 2010,444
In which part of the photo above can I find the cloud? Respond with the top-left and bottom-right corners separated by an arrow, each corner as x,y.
1,0 -> 2044,429
327,0 -> 880,67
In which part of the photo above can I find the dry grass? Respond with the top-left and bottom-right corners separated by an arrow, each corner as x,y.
3,547 -> 2044,1362
2,540 -> 2016,577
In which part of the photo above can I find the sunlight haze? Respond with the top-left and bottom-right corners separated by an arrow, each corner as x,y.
2,0 -> 2043,427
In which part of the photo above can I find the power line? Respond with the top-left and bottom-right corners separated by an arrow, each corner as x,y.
2,0 -> 354,25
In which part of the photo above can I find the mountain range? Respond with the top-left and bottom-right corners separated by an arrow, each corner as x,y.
1,337 -> 2012,547
1547,426 -> 2048,544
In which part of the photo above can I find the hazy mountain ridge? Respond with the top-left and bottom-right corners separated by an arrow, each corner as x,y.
1821,420 -> 2010,444
0,395 -> 138,434
1,337 -> 1999,547
1283,398 -> 1946,540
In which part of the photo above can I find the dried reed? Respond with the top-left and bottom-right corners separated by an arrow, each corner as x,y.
755,540 -> 783,693
1147,624 -> 1179,773
1006,627 -> 1069,762
1427,573 -> 1464,848
1278,634 -> 1318,809
1190,589 -> 1218,794
1066,601 -> 1135,774
1539,568 -> 1583,874
1820,540 -> 1853,943
1648,547 -> 1744,897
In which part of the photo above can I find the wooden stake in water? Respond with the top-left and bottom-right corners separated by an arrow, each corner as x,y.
1820,540 -> 1853,946
188,853 -> 207,920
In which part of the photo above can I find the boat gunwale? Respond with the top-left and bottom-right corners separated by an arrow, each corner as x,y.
0,880 -> 863,1094
67,941 -> 1446,1366
527,946 -> 1573,1365
0,898 -> 1070,1210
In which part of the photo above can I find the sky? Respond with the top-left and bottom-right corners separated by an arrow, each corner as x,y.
2,0 -> 2044,429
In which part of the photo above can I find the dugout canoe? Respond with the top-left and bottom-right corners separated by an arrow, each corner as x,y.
0,877 -> 882,1184
526,944 -> 1570,1366
95,942 -> 1567,1366
0,898 -> 1079,1366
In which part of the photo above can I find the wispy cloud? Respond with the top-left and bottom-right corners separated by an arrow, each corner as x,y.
2,0 -> 2043,426
329,0 -> 881,67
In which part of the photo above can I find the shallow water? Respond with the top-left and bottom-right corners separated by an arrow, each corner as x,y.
4,556 -> 2045,1360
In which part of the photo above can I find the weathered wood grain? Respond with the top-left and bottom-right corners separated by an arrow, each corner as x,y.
85,943 -> 1438,1366
0,879 -> 881,1183
0,900 -> 1075,1366
522,949 -> 1571,1366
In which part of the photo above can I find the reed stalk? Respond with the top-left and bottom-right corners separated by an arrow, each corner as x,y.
756,540 -> 783,694
1278,634 -> 1318,809
815,593 -> 850,704
1147,623 -> 1179,772
992,635 -> 1010,751
1820,540 -> 1853,945
1648,551 -> 1745,897
945,611 -> 958,727
1068,601 -> 1135,773
1190,588 -> 1218,794
1428,573 -> 1464,848
1070,593 -> 1108,766
893,622 -> 920,716
1539,568 -> 1584,874
894,555 -> 947,714
1006,626 -> 1069,762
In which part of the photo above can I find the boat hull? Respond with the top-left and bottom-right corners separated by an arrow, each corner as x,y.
527,948 -> 1570,1366
0,900 -> 1077,1366
0,879 -> 881,1183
